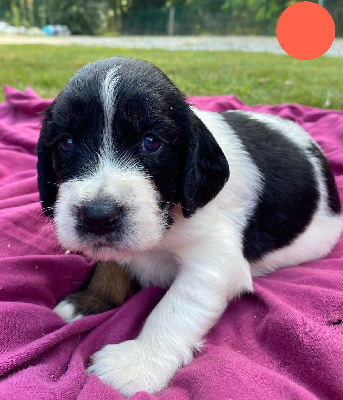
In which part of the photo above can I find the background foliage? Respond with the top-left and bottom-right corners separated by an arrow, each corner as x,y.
0,0 -> 342,36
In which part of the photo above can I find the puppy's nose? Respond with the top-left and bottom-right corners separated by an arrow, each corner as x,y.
79,202 -> 123,236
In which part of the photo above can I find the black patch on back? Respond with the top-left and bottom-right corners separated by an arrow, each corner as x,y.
221,111 -> 319,262
308,143 -> 341,215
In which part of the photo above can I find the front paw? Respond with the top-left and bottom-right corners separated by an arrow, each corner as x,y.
87,340 -> 179,396
54,299 -> 83,323
54,289 -> 121,323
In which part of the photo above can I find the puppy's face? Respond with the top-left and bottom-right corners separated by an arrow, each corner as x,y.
37,57 -> 229,260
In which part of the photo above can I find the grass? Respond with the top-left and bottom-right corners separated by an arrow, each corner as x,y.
0,44 -> 342,109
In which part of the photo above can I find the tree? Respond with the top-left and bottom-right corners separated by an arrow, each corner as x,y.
46,0 -> 110,35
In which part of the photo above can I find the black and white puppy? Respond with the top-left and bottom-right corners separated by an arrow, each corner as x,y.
37,57 -> 342,396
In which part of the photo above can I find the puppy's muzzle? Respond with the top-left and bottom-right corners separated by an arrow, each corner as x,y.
79,201 -> 124,236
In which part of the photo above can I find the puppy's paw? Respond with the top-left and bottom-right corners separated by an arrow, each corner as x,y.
54,299 -> 84,323
87,340 -> 179,396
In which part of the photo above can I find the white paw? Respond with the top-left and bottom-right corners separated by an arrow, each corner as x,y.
54,299 -> 84,323
87,340 -> 179,396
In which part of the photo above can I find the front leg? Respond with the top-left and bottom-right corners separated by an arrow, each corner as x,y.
88,238 -> 253,396
54,260 -> 134,322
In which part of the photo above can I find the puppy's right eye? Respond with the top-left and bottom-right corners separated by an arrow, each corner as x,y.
59,137 -> 74,152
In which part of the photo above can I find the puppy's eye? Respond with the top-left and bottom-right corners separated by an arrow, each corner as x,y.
59,137 -> 74,152
142,135 -> 161,152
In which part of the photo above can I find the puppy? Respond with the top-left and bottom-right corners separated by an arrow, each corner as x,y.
37,57 -> 342,396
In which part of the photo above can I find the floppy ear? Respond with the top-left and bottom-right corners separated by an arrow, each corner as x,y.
36,107 -> 57,217
181,111 -> 230,218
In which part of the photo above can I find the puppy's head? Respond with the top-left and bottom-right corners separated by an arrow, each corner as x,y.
37,57 -> 229,260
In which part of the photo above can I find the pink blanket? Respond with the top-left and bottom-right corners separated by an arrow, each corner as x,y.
1,85 -> 343,399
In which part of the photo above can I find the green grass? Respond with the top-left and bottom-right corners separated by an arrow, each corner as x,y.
0,44 -> 342,109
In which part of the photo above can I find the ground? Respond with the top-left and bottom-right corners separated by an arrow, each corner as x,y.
0,35 -> 342,57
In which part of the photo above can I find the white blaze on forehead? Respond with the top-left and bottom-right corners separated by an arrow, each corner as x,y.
100,66 -> 121,154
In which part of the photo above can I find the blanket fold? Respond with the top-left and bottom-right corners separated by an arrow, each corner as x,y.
0,86 -> 342,399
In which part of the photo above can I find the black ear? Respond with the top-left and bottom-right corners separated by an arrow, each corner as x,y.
37,107 -> 57,217
181,111 -> 230,218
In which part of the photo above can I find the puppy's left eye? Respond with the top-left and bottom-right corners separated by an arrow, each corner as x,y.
142,135 -> 161,152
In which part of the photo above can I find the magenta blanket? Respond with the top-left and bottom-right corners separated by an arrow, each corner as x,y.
1,85 -> 343,400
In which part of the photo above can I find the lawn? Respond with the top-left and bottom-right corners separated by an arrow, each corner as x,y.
0,44 -> 342,109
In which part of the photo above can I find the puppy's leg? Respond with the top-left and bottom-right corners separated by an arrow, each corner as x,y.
54,261 -> 134,323
88,234 -> 253,396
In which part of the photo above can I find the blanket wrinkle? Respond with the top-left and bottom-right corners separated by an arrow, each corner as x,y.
0,86 -> 343,399
3,85 -> 53,117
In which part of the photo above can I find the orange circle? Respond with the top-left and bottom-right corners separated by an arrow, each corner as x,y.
276,1 -> 335,60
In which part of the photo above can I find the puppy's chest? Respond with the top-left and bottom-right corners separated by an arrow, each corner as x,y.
125,249 -> 179,288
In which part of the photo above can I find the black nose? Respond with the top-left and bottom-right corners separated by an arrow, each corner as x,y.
79,202 -> 123,236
